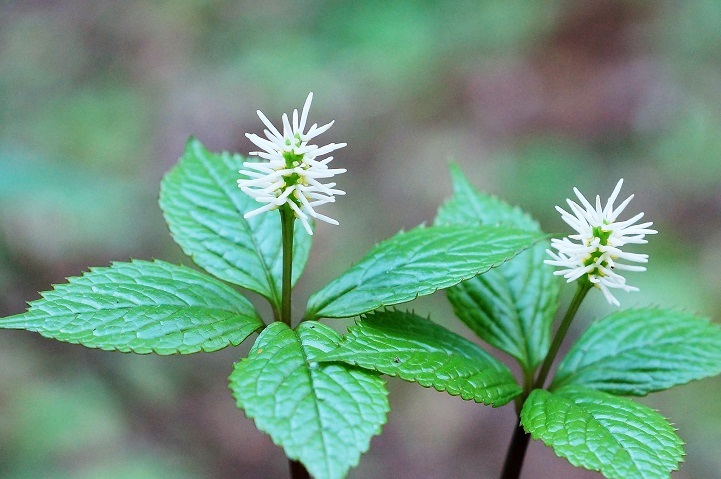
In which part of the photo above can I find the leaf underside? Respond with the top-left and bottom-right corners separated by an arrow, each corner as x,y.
317,310 -> 521,406
229,322 -> 389,479
436,164 -> 559,372
521,386 -> 684,479
553,308 -> 721,395
159,137 -> 311,312
0,260 -> 263,354
306,223 -> 542,320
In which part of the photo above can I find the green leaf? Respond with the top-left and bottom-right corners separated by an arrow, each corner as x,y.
159,138 -> 311,313
229,322 -> 388,479
552,308 -> 721,396
317,310 -> 521,406
436,164 -> 559,372
521,386 -> 684,479
306,224 -> 541,319
0,260 -> 263,354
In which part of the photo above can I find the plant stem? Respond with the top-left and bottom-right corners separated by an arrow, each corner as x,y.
280,205 -> 294,327
289,459 -> 311,479
499,419 -> 531,479
533,283 -> 590,390
513,369 -> 535,415
280,207 -> 307,477
499,282 -> 591,479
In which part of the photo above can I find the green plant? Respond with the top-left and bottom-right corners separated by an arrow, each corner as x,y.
4,95 -> 721,479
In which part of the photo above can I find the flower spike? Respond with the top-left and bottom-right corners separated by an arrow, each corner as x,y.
544,179 -> 657,306
238,92 -> 346,235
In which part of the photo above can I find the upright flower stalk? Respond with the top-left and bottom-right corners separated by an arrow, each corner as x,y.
280,205 -> 294,326
238,93 -> 345,479
501,179 -> 655,479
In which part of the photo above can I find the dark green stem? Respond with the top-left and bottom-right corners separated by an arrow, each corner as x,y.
289,459 -> 311,479
499,419 -> 531,479
533,282 -> 590,390
281,207 -> 304,477
280,206 -> 294,327
500,282 -> 591,479
514,369 -> 535,414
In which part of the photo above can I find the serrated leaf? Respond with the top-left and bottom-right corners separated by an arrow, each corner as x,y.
436,164 -> 559,372
552,308 -> 721,396
521,386 -> 684,479
0,260 -> 263,354
159,138 -> 311,313
306,224 -> 541,319
229,322 -> 389,479
317,309 -> 521,406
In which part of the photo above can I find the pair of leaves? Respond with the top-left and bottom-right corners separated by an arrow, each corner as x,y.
1,139 -> 301,353
314,309 -> 702,478
520,308 -> 721,479
160,142 -> 542,324
320,305 -> 686,478
2,270 -> 390,479
436,165 -> 559,373
160,140 -> 544,327
314,166 -> 557,412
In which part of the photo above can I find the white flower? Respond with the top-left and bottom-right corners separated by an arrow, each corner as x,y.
237,92 -> 347,235
544,179 -> 657,306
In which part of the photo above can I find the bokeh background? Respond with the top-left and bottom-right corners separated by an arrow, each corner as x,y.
1,1 -> 721,478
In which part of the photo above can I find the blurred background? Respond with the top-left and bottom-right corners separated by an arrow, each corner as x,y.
1,1 -> 721,478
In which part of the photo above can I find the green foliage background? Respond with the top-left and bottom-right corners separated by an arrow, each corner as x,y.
1,1 -> 720,478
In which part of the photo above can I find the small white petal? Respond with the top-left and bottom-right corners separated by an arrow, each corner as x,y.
573,187 -> 595,215
305,120 -> 335,139
603,179 -> 624,216
598,284 -> 620,306
311,211 -> 340,225
300,92 -> 313,132
256,110 -> 283,140
244,202 -> 278,218
608,194 -> 634,222
246,133 -> 281,153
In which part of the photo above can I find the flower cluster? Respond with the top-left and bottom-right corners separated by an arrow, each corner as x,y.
238,92 -> 346,235
545,179 -> 657,306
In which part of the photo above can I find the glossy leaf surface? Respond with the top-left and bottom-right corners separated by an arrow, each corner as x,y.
1,260 -> 263,354
306,224 -> 541,319
522,386 -> 684,479
318,310 -> 521,406
553,308 -> 721,395
229,322 -> 389,479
